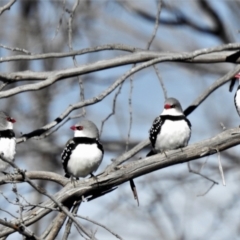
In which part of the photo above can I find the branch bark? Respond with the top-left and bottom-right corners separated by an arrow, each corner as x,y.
1,126 -> 240,236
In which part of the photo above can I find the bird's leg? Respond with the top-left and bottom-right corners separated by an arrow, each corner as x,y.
162,151 -> 168,158
90,173 -> 98,181
73,199 -> 82,206
81,195 -> 87,202
70,176 -> 79,187
90,173 -> 100,188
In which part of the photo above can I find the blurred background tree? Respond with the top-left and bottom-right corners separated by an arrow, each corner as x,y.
1,0 -> 240,239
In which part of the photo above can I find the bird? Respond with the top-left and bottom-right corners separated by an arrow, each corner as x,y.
232,72 -> 240,116
147,97 -> 191,157
61,120 -> 104,183
0,111 -> 16,171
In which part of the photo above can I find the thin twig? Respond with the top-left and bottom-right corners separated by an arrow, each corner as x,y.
0,154 -> 95,240
75,214 -> 123,240
67,0 -> 86,117
51,0 -> 66,41
187,162 -> 219,185
0,218 -> 41,240
216,149 -> 226,186
100,83 -> 123,137
125,76 -> 133,152
62,202 -> 81,240
146,0 -> 162,50
197,182 -> 216,197
0,43 -> 31,55
0,0 -> 16,16
153,65 -> 167,99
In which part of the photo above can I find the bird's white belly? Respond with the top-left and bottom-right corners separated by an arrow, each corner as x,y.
235,90 -> 240,115
155,120 -> 190,152
67,143 -> 103,178
0,138 -> 16,171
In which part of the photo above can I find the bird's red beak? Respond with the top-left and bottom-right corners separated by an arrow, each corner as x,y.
7,117 -> 16,123
234,73 -> 240,78
164,104 -> 171,109
70,125 -> 76,131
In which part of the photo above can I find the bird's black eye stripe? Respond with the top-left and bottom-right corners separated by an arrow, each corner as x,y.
76,126 -> 83,130
171,104 -> 175,108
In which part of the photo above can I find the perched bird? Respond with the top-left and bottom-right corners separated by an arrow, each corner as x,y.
0,111 -> 16,171
147,97 -> 191,156
61,120 -> 104,182
233,72 -> 240,116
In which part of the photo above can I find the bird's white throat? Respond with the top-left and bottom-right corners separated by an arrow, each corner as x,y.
161,108 -> 183,116
74,131 -> 87,137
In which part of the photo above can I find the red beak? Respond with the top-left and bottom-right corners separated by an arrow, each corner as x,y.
11,118 -> 16,123
7,117 -> 16,123
235,73 -> 240,78
164,104 -> 171,109
70,125 -> 76,131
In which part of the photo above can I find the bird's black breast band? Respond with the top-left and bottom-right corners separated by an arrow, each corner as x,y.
0,130 -> 15,139
160,115 -> 191,128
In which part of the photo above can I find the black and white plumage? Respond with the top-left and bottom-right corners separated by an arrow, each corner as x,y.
0,111 -> 16,171
233,73 -> 240,116
147,98 -> 191,157
61,120 -> 104,180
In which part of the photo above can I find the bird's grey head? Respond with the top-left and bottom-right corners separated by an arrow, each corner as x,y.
0,111 -> 16,130
161,97 -> 184,116
70,120 -> 99,138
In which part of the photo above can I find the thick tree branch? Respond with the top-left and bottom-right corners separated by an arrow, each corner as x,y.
0,171 -> 68,186
1,42 -> 240,83
1,126 -> 240,236
1,42 -> 239,64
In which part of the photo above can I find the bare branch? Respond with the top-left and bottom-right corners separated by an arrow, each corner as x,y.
216,149 -> 226,186
187,162 -> 219,184
197,182 -> 216,197
76,214 -> 123,240
126,76 -> 133,152
51,0 -> 66,42
0,44 -> 139,63
100,83 -> 123,137
0,0 -> 16,16
0,154 -> 95,239
44,212 -> 67,240
67,0 -> 86,117
146,0 -> 162,49
0,44 -> 31,55
2,126 -> 240,236
0,218 -> 41,240
62,202 -> 81,240
153,65 -> 167,99
184,64 -> 240,116
0,171 -> 68,186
